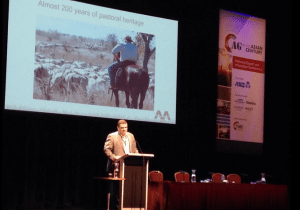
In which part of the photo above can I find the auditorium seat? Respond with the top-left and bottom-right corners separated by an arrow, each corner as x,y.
174,171 -> 190,182
227,174 -> 241,183
149,170 -> 163,182
212,173 -> 224,183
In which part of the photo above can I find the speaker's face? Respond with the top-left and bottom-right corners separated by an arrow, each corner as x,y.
117,123 -> 128,137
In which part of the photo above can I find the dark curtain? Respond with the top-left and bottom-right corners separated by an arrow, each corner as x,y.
2,115 -> 108,210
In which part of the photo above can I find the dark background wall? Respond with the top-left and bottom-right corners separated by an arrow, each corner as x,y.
2,0 -> 292,209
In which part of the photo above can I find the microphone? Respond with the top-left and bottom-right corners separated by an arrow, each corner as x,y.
135,140 -> 145,168
135,140 -> 143,154
264,173 -> 274,183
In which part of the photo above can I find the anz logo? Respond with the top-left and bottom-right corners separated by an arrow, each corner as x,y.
235,81 -> 251,88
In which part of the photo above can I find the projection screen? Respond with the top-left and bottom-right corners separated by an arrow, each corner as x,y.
5,0 -> 178,124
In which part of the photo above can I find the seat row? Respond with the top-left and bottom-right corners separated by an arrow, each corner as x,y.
149,171 -> 241,183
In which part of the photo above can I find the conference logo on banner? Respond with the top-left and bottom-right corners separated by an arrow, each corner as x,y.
217,10 -> 266,144
225,33 -> 264,56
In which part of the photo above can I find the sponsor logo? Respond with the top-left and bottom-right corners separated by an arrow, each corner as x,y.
235,98 -> 245,104
154,110 -> 170,121
246,101 -> 256,105
235,81 -> 251,88
245,107 -> 254,111
233,121 -> 243,131
234,105 -> 244,110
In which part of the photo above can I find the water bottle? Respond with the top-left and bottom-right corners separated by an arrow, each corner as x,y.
221,174 -> 225,182
114,162 -> 119,178
261,173 -> 266,184
191,169 -> 196,183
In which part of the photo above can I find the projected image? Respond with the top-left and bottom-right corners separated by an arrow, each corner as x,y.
218,48 -> 232,87
217,99 -> 230,115
217,125 -> 230,139
33,16 -> 155,110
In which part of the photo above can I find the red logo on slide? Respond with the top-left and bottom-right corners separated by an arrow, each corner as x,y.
225,34 -> 236,52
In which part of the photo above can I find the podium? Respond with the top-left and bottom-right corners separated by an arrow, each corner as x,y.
119,153 -> 154,210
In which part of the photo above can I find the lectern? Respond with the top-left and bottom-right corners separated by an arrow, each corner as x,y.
119,153 -> 154,210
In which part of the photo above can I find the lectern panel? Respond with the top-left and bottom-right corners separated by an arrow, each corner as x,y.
123,165 -> 146,208
119,154 -> 153,210
125,158 -> 145,166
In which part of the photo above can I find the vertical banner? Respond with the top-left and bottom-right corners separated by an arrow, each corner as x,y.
217,10 -> 266,144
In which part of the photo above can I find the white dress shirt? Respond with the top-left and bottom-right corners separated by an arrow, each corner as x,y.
120,134 -> 130,154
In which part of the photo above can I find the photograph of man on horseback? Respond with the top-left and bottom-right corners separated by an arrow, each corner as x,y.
107,35 -> 138,90
106,34 -> 152,109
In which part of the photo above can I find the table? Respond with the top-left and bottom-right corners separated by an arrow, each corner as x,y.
94,177 -> 125,210
94,177 -> 126,181
147,181 -> 289,210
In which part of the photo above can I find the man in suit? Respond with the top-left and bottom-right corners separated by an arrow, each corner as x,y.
103,119 -> 139,210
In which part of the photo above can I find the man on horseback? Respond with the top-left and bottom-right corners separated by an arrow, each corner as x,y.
107,35 -> 138,89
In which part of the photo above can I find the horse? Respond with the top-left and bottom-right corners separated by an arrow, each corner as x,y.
111,55 -> 150,109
